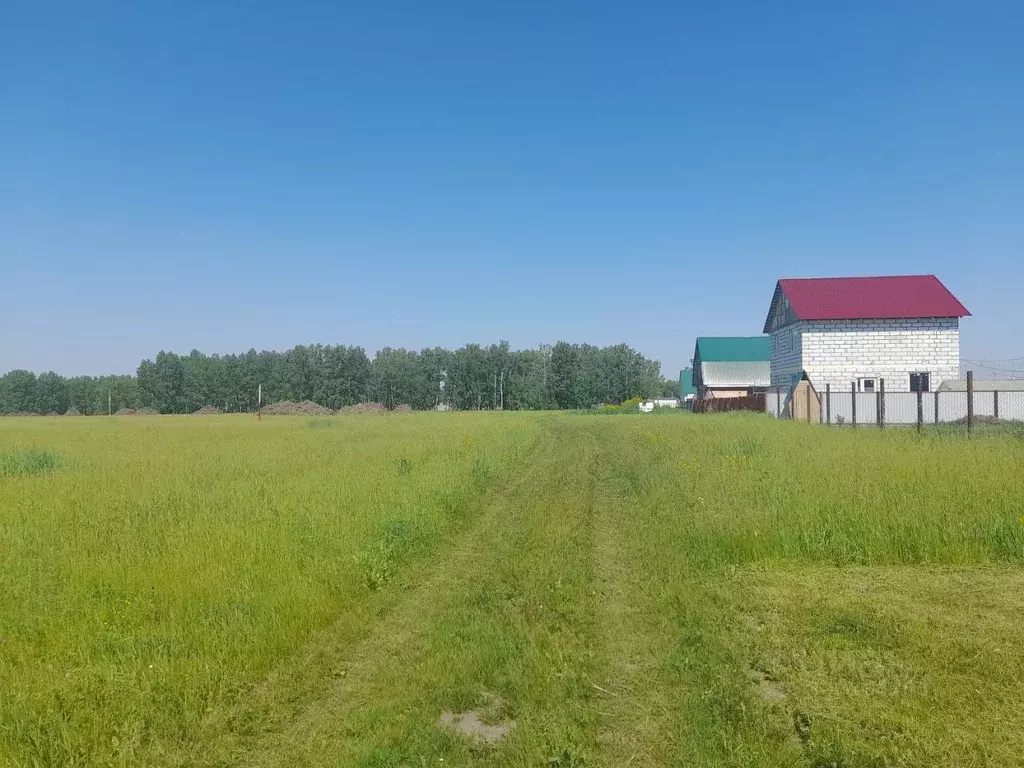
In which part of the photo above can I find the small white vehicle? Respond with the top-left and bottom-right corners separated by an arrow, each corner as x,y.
639,398 -> 679,413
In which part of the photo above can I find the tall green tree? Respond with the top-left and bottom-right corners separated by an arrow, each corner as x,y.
0,370 -> 38,413
547,342 -> 582,409
34,371 -> 69,414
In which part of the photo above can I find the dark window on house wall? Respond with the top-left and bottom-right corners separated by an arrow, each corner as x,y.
910,372 -> 930,392
859,378 -> 876,393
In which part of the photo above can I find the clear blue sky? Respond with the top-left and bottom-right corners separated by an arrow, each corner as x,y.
2,1 -> 1022,378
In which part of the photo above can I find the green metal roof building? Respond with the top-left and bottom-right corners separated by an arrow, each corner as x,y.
694,336 -> 770,362
692,336 -> 771,395
679,367 -> 696,399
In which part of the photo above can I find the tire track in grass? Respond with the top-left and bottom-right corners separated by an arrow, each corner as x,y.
221,418 -> 604,766
587,418 -> 805,768
588,421 -> 679,768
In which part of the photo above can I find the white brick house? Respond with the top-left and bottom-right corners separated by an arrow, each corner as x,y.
763,275 -> 970,394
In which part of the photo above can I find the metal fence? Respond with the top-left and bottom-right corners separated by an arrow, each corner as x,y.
765,375 -> 1024,430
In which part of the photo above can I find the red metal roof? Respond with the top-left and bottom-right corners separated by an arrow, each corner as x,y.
769,275 -> 970,329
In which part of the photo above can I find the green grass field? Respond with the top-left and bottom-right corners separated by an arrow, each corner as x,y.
2,412 -> 1023,767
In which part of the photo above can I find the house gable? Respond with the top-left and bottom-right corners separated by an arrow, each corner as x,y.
764,283 -> 799,333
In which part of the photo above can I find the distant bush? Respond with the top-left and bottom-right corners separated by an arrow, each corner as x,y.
592,397 -> 647,415
0,448 -> 63,477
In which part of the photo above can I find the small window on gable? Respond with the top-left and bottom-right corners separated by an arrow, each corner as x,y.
910,372 -> 930,393
859,378 -> 876,393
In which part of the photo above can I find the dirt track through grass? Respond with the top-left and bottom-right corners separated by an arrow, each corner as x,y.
222,420 -> 588,766
3,412 -> 1024,766
228,419 -> 602,766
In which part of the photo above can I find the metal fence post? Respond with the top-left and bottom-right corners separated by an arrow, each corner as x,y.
806,381 -> 812,424
994,389 -> 1000,421
776,388 -> 781,419
967,370 -> 974,435
879,378 -> 886,428
916,388 -> 923,433
934,391 -> 939,424
825,384 -> 831,425
851,381 -> 857,428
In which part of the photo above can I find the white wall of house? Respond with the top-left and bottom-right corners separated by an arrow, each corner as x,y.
770,318 -> 960,392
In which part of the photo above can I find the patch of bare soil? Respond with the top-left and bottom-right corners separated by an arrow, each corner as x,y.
438,693 -> 516,745
261,401 -> 333,416
63,407 -> 82,416
115,407 -> 160,416
193,405 -> 223,415
751,668 -> 787,703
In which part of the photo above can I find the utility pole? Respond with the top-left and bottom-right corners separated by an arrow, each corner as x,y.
966,370 -> 974,434
108,390 -> 112,416
258,383 -> 262,420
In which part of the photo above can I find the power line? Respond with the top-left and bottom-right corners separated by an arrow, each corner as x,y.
960,361 -> 1024,377
960,355 -> 1024,364
970,371 -> 1024,378
961,359 -> 1024,369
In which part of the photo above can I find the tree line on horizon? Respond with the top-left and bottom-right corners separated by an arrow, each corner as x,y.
0,341 -> 676,415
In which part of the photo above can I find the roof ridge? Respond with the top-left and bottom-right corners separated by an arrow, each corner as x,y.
696,334 -> 766,340
778,274 -> 938,282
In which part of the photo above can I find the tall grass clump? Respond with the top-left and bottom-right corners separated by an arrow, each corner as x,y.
0,448 -> 62,476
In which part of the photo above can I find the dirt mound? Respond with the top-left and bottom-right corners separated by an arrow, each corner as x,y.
193,405 -> 223,415
952,415 -> 1008,426
261,401 -> 333,416
338,402 -> 388,414
64,406 -> 82,416
393,403 -> 413,413
115,406 -> 160,416
1,411 -> 38,417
